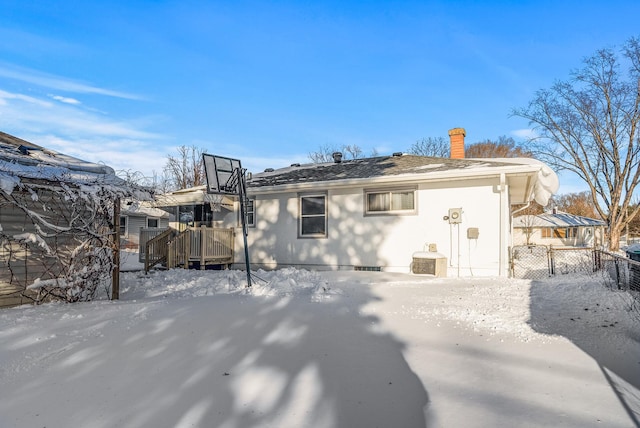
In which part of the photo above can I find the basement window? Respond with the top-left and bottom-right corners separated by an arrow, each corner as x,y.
365,189 -> 416,215
354,266 -> 382,272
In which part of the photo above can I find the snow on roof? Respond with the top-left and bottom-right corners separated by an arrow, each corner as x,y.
0,131 -> 136,197
513,211 -> 606,228
121,201 -> 170,218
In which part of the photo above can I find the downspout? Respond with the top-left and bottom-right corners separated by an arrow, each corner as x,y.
499,173 -> 508,277
511,201 -> 532,247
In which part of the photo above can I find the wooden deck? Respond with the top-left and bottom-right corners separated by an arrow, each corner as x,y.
142,226 -> 235,273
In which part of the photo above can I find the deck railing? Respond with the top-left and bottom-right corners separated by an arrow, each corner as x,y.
139,227 -> 172,262
145,226 -> 234,272
144,228 -> 175,273
167,229 -> 191,269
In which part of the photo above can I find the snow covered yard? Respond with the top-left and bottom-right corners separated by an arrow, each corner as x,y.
0,267 -> 638,428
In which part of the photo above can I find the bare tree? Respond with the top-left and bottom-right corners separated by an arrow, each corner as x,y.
466,136 -> 532,158
165,145 -> 207,190
513,37 -> 640,251
308,144 -> 368,163
408,137 -> 449,157
512,202 -> 545,245
549,191 -> 600,218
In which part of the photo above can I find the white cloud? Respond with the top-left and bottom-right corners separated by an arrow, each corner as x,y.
0,89 -> 52,107
0,89 -> 158,140
50,94 -> 81,105
0,88 -> 168,177
512,128 -> 538,139
35,134 -> 169,177
0,64 -> 143,100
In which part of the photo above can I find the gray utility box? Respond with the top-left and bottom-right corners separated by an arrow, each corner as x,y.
412,251 -> 447,277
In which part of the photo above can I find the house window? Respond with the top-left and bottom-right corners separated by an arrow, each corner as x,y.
178,205 -> 195,225
299,194 -> 327,238
119,216 -> 127,237
553,228 -> 568,239
147,218 -> 159,228
245,198 -> 255,227
365,189 -> 415,214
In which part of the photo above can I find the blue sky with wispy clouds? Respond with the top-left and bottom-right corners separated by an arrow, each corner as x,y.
1,0 -> 638,192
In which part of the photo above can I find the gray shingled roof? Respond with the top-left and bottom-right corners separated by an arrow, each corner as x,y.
248,154 -> 519,188
513,212 -> 606,228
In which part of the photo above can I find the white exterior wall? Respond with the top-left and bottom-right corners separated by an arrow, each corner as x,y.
238,177 -> 505,276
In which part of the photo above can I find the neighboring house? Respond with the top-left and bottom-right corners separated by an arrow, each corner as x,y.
156,128 -> 559,276
120,201 -> 170,249
513,209 -> 606,248
0,131 -> 135,307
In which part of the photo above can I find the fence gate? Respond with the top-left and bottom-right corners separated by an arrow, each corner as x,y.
510,245 -> 550,279
510,246 -> 595,279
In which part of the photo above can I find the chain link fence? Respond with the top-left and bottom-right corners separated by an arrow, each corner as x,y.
511,245 -> 640,293
510,245 -> 595,280
593,250 -> 640,293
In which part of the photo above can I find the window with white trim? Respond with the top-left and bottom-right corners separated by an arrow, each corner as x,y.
147,218 -> 159,228
119,216 -> 127,237
299,194 -> 327,237
365,189 -> 416,214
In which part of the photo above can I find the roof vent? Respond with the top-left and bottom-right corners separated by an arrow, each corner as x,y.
18,145 -> 41,155
264,168 -> 274,172
392,152 -> 403,157
332,152 -> 343,163
290,163 -> 301,167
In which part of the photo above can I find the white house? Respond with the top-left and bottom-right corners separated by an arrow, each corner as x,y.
157,128 -> 559,277
513,209 -> 606,248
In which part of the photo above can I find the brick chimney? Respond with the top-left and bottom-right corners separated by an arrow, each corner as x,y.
448,128 -> 466,159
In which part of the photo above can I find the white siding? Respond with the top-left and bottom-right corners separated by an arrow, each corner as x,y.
238,177 -> 504,275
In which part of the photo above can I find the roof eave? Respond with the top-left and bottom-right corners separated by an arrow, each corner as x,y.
247,164 -> 545,195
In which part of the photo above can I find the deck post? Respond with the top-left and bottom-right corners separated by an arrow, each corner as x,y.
200,225 -> 206,270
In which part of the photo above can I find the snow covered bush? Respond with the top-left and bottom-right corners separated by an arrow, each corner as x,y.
1,180 -> 120,305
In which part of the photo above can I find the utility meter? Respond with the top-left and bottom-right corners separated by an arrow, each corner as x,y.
448,208 -> 462,224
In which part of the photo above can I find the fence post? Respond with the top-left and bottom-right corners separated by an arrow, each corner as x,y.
112,198 -> 120,300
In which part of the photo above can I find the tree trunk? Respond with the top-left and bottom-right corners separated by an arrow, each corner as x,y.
608,226 -> 621,252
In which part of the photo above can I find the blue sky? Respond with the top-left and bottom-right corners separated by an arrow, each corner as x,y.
1,0 -> 638,193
